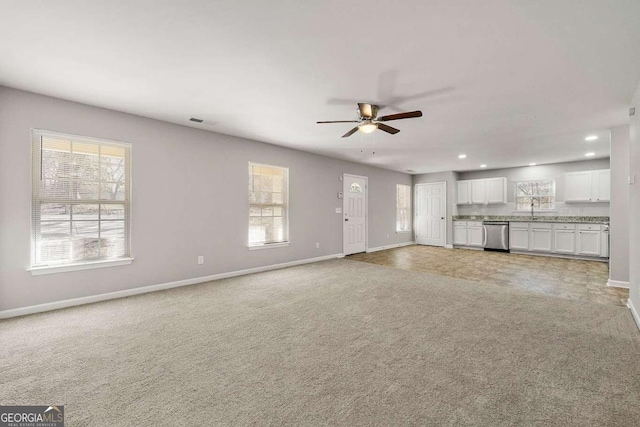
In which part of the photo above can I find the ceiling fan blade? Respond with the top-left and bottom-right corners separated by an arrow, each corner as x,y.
317,120 -> 359,124
378,110 -> 423,121
358,103 -> 376,119
342,127 -> 360,138
377,123 -> 400,135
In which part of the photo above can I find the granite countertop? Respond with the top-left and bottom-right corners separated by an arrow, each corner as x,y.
453,215 -> 609,224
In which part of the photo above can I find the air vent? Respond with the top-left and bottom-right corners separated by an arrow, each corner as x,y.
189,117 -> 204,123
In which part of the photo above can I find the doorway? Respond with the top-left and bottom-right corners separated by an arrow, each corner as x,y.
415,182 -> 446,247
343,174 -> 368,255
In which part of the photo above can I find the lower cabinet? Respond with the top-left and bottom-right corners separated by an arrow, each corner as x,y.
552,223 -> 576,254
509,223 -> 529,251
577,225 -> 601,256
553,229 -> 576,254
453,221 -> 483,247
529,227 -> 553,252
453,222 -> 468,245
508,222 -> 607,258
467,223 -> 484,247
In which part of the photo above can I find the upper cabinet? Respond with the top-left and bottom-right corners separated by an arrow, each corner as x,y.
457,181 -> 471,204
457,177 -> 507,205
564,169 -> 610,203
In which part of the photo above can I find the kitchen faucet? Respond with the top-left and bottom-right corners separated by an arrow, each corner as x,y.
531,201 -> 535,218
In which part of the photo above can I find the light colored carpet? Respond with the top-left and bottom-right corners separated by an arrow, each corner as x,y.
1,259 -> 639,426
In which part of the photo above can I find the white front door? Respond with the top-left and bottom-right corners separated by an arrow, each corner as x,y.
415,182 -> 446,247
343,174 -> 367,255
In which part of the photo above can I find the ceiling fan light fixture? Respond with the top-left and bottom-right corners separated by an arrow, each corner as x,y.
359,122 -> 378,134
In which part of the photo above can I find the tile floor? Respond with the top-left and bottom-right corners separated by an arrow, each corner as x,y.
349,245 -> 629,307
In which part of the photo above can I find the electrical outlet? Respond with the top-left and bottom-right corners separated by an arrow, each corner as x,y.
386,233 -> 390,239
197,256 -> 204,265
316,242 -> 320,249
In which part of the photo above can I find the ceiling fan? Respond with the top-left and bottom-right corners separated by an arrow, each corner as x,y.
317,103 -> 423,138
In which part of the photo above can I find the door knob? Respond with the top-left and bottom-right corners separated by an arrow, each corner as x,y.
441,217 -> 444,220
345,218 -> 349,221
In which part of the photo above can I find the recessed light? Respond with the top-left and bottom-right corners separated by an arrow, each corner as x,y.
585,135 -> 598,141
458,154 -> 467,159
480,164 -> 487,168
585,152 -> 595,157
529,162 -> 537,166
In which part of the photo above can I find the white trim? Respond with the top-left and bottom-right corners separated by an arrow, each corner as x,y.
628,298 -> 640,332
0,253 -> 343,319
248,242 -> 290,250
607,279 -> 630,289
365,241 -> 414,253
445,244 -> 454,249
28,258 -> 134,276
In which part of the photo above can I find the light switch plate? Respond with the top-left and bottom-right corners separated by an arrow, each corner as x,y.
335,207 -> 342,214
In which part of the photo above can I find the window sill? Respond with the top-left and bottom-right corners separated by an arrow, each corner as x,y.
248,242 -> 290,250
28,258 -> 134,276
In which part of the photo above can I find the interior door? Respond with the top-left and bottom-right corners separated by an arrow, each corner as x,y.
343,174 -> 367,255
415,182 -> 446,247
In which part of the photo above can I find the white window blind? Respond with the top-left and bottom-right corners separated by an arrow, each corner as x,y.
248,162 -> 289,246
396,184 -> 411,232
515,179 -> 555,211
31,130 -> 131,267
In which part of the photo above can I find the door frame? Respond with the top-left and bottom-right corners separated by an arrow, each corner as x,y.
342,173 -> 368,255
414,181 -> 447,247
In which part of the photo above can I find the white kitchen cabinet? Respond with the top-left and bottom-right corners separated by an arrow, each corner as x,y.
453,221 -> 468,245
553,224 -> 576,254
564,169 -> 610,203
529,224 -> 553,252
509,223 -> 529,251
576,224 -> 601,256
471,180 -> 486,204
457,181 -> 471,205
485,177 -> 508,204
600,226 -> 609,258
467,222 -> 484,247
457,177 -> 507,204
592,170 -> 610,202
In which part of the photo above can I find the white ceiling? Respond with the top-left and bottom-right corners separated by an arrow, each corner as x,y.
1,0 -> 639,174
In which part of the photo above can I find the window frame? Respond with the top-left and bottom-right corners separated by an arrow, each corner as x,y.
29,129 -> 133,274
248,162 -> 290,249
396,184 -> 412,233
514,179 -> 556,212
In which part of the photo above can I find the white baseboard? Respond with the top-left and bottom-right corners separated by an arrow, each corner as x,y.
366,241 -> 414,253
445,244 -> 454,249
607,279 -> 630,289
0,253 -> 344,320
628,298 -> 640,331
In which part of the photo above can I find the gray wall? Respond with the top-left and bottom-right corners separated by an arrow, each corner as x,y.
0,86 -> 412,311
457,159 -> 611,217
412,171 -> 459,246
629,81 -> 640,315
609,125 -> 630,284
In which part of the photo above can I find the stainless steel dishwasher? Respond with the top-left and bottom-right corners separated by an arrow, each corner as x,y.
483,221 -> 509,252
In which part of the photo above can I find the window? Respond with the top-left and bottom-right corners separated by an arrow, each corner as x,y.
31,130 -> 131,269
248,162 -> 289,248
396,184 -> 411,232
515,179 -> 555,211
